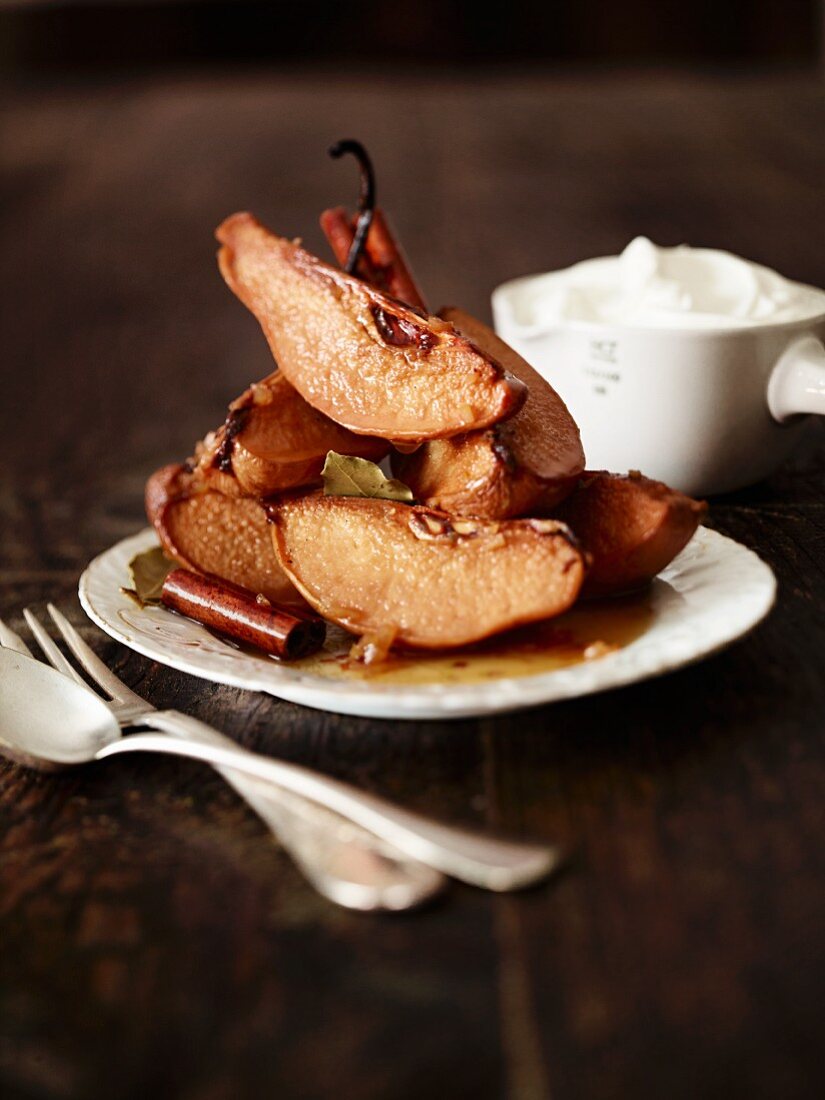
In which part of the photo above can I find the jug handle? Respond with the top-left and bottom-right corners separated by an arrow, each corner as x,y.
768,334 -> 825,422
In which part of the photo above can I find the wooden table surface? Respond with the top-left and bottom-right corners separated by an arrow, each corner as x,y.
1,70 -> 824,1100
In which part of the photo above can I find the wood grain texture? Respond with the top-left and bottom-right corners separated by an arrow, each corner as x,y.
1,71 -> 824,1100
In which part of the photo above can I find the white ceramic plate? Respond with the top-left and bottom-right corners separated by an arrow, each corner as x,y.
79,527 -> 776,721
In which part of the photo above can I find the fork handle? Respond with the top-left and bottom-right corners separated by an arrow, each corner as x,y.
221,781 -> 445,910
98,712 -> 559,891
152,712 -> 444,911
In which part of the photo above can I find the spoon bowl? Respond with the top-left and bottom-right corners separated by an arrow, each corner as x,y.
0,648 -> 120,769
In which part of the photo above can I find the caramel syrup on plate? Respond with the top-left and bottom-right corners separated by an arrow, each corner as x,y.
290,590 -> 656,686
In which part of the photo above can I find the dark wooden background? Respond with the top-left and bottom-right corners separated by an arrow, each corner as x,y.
1,71 -> 824,1100
2,0 -> 819,71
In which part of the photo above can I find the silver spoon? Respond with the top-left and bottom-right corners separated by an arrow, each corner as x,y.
0,648 -> 559,891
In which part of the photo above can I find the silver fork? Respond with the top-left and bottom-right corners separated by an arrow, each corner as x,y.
0,608 -> 445,911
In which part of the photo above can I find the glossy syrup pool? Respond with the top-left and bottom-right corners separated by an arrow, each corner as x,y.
289,590 -> 656,686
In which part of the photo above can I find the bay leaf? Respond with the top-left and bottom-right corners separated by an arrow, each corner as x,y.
125,546 -> 176,605
321,451 -> 414,503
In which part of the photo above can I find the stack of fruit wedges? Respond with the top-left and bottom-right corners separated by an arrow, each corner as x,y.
147,206 -> 705,660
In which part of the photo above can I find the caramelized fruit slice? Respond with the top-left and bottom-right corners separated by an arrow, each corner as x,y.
268,493 -> 586,649
394,308 -> 584,518
145,464 -> 305,608
195,371 -> 388,497
554,471 -> 706,597
216,213 -> 525,441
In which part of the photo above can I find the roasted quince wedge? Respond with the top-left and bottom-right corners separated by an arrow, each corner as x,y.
553,471 -> 706,597
145,464 -> 306,608
267,493 -> 586,649
194,371 -> 388,497
394,308 -> 585,518
216,213 -> 526,442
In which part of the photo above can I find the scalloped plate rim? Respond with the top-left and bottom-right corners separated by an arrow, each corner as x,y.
78,527 -> 776,720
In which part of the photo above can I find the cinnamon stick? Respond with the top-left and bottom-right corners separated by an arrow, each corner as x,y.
161,569 -> 325,660
320,206 -> 380,283
364,210 -> 428,313
320,206 -> 428,313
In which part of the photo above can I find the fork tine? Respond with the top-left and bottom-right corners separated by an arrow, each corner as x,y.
47,603 -> 146,706
0,616 -> 34,658
23,608 -> 92,691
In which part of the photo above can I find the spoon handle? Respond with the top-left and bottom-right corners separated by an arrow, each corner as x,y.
98,714 -> 559,891
155,715 -> 445,911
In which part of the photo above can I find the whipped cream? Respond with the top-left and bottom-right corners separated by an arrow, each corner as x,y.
504,238 -> 825,331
